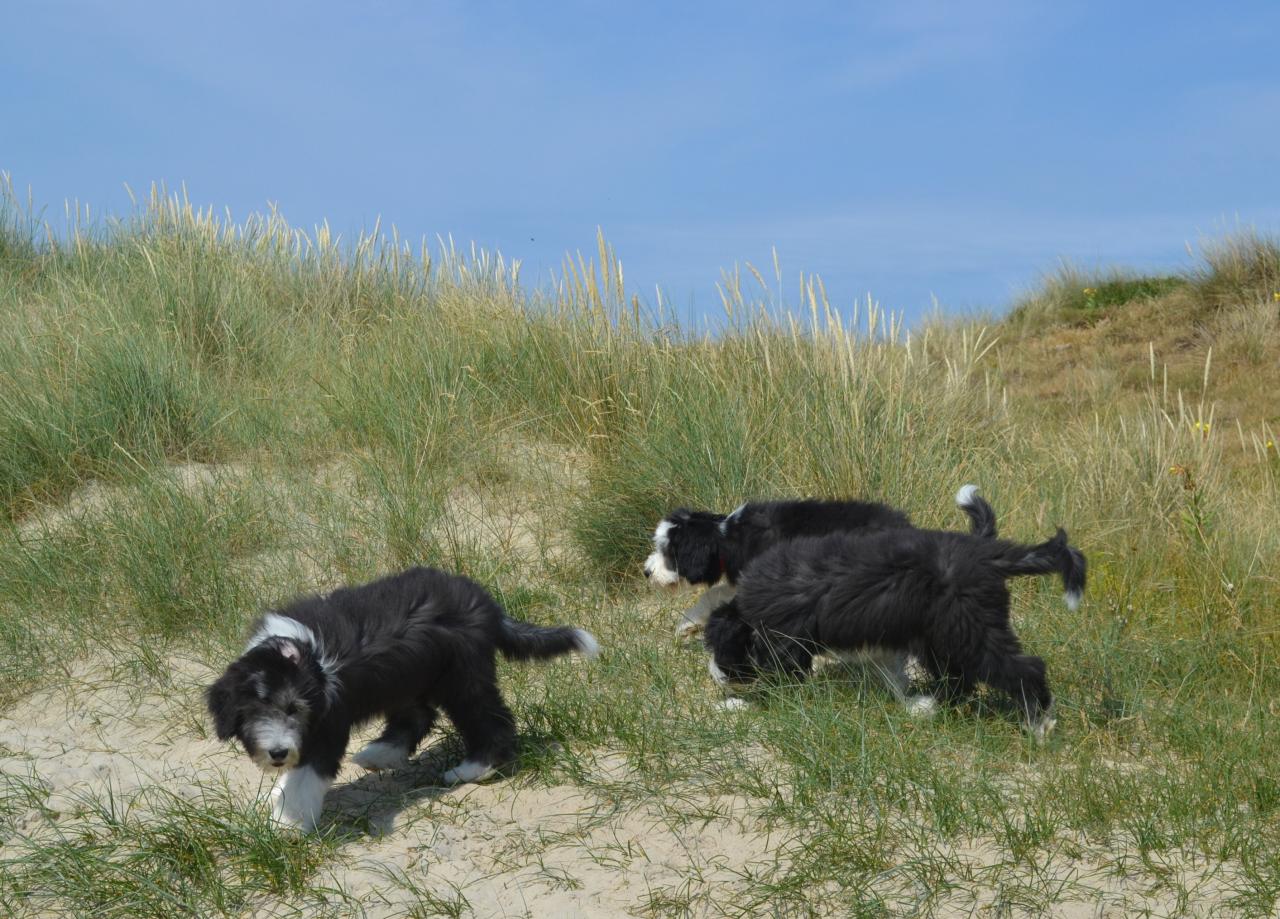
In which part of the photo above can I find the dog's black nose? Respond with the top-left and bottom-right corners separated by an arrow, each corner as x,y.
268,748 -> 288,763
643,563 -> 654,578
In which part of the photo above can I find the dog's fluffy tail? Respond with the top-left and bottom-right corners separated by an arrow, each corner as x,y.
955,484 -> 998,539
496,616 -> 600,661
999,528 -> 1087,610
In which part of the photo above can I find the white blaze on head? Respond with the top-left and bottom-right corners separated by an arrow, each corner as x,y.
246,614 -> 317,653
245,614 -> 340,701
643,519 -> 681,586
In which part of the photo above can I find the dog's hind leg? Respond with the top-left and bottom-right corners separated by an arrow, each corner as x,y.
439,662 -> 518,785
981,650 -> 1055,743
352,703 -> 439,772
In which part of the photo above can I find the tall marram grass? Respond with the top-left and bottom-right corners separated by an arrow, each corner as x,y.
2,178 -> 1277,701
2,179 -> 1279,915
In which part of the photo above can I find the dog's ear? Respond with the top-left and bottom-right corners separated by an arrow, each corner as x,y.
704,602 -> 750,658
720,503 -> 746,531
205,670 -> 241,741
752,632 -> 812,680
673,524 -> 720,584
277,640 -> 303,665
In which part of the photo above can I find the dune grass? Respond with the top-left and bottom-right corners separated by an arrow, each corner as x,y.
1,181 -> 1278,915
1008,264 -> 1188,330
0,775 -> 348,918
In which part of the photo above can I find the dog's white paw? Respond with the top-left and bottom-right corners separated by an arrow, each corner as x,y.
716,696 -> 750,712
269,804 -> 313,832
351,740 -> 410,772
905,694 -> 939,719
675,618 -> 704,639
441,758 -> 495,785
1029,714 -> 1057,745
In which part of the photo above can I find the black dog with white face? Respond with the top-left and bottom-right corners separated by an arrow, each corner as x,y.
703,525 -> 1085,741
644,486 -> 998,637
206,567 -> 599,831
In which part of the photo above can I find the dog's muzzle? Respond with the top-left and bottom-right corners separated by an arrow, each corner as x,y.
643,551 -> 680,586
249,717 -> 302,771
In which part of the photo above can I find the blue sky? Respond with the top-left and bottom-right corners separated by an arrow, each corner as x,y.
4,1 -> 1279,324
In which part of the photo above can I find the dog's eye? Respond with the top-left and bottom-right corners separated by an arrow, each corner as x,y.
284,702 -> 298,716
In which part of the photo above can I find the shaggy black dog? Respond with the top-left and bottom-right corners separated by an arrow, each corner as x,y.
644,485 -> 998,637
206,567 -> 599,831
703,525 -> 1084,741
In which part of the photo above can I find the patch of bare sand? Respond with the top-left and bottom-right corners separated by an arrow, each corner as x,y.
295,778 -> 778,918
14,462 -> 255,539
0,654 -> 244,826
438,440 -> 589,572
929,837 -> 1245,919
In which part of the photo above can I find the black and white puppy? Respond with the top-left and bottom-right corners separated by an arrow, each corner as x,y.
703,525 -> 1085,741
643,486 -> 997,714
644,484 -> 997,638
206,567 -> 600,831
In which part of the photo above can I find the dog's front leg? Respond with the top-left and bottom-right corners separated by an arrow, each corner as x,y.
676,583 -> 736,638
868,649 -> 938,718
271,765 -> 333,832
271,723 -> 349,832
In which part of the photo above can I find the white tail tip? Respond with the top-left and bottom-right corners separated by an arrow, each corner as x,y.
573,629 -> 601,659
1064,589 -> 1082,612
955,484 -> 980,507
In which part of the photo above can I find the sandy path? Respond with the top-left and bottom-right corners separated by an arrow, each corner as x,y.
0,657 -> 780,917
